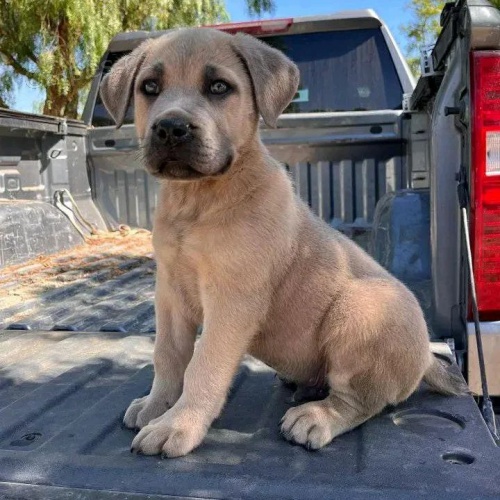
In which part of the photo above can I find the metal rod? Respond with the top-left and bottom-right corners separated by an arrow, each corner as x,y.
460,205 -> 498,441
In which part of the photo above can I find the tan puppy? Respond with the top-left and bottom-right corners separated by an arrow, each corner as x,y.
100,28 -> 465,458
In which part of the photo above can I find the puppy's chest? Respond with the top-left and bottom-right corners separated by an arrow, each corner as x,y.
153,220 -> 204,303
154,217 -> 202,264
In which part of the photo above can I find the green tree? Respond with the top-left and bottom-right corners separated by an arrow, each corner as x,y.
404,0 -> 500,76
0,0 -> 274,117
0,66 -> 14,108
403,0 -> 442,75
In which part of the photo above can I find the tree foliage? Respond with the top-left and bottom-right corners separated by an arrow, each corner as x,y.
0,0 -> 274,117
404,0 -> 500,76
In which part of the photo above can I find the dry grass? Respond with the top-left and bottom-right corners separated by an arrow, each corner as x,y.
0,227 -> 154,310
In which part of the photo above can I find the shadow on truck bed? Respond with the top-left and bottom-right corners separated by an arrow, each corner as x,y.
0,328 -> 499,499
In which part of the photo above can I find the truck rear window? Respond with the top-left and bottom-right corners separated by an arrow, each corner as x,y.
263,29 -> 403,113
91,28 -> 403,127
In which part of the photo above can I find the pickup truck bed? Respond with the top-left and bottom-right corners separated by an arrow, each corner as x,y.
0,327 -> 499,499
0,230 -> 155,333
1,234 -> 500,499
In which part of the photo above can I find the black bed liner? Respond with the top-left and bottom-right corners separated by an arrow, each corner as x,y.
0,329 -> 499,499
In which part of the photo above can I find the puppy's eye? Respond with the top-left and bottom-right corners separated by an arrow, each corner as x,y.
209,80 -> 230,95
141,80 -> 160,96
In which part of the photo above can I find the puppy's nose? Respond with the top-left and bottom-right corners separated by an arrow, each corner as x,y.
152,118 -> 193,144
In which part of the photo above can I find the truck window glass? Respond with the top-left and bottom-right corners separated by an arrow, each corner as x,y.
91,28 -> 403,126
262,28 -> 403,113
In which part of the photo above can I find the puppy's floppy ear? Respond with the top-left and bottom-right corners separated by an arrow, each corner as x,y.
99,41 -> 151,128
233,33 -> 299,128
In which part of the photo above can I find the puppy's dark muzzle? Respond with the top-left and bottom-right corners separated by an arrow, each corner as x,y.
151,117 -> 194,146
146,114 -> 232,180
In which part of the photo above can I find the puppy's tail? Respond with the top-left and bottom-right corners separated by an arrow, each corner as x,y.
423,356 -> 469,396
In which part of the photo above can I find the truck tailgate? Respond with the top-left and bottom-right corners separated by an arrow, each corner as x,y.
89,111 -> 406,251
0,331 -> 499,499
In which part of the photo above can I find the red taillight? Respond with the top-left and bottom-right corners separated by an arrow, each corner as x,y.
470,51 -> 500,319
203,18 -> 293,36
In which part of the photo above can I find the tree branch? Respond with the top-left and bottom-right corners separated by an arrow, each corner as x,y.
0,24 -> 39,65
0,95 -> 9,109
23,46 -> 39,65
0,51 -> 37,81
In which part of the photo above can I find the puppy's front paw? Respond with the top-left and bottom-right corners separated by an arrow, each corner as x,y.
123,395 -> 170,430
131,408 -> 207,458
280,403 -> 334,451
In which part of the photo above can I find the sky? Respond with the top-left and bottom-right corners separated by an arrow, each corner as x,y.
13,0 -> 413,113
226,0 -> 412,47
